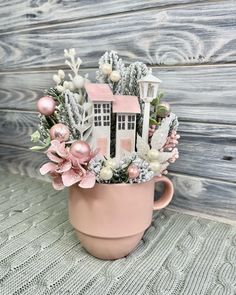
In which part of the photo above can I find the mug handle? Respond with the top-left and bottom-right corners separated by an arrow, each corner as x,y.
153,176 -> 174,210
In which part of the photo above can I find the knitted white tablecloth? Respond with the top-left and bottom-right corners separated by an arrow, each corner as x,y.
0,172 -> 235,295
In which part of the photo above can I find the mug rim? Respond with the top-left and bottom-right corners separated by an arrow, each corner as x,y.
91,178 -> 155,187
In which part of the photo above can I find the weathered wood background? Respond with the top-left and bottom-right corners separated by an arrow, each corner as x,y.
0,0 -> 235,222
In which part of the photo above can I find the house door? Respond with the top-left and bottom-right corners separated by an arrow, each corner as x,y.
96,138 -> 107,156
120,138 -> 132,152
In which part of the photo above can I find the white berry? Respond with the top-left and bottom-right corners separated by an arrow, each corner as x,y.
68,81 -> 75,91
73,75 -> 84,88
147,149 -> 160,161
69,48 -> 76,56
100,167 -> 113,180
53,74 -> 61,84
56,85 -> 65,93
105,158 -> 118,169
110,71 -> 121,82
63,81 -> 70,89
58,69 -> 65,79
101,63 -> 112,75
149,161 -> 161,173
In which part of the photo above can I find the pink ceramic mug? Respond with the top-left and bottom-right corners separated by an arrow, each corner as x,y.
69,176 -> 174,260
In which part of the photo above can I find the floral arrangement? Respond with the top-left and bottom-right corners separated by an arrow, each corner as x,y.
31,49 -> 180,190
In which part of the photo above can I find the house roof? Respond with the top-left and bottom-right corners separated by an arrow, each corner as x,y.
85,83 -> 114,102
138,73 -> 162,83
113,95 -> 141,114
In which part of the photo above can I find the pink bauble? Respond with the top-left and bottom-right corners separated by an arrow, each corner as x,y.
50,123 -> 70,142
128,165 -> 140,179
37,96 -> 56,116
70,140 -> 91,160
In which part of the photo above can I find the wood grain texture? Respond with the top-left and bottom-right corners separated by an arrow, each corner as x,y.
0,0 -> 205,34
0,144 -> 235,221
170,122 -> 236,182
158,65 -> 236,124
1,65 -> 236,124
0,145 -> 47,180
0,111 -> 38,147
162,173 -> 236,221
1,1 -> 236,70
0,110 -> 235,182
0,70 -> 55,111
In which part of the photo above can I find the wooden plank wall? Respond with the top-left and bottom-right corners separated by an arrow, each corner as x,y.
0,0 -> 235,222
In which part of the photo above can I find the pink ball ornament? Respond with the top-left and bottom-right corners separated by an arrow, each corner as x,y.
128,164 -> 140,179
70,140 -> 91,160
37,96 -> 56,116
50,123 -> 70,142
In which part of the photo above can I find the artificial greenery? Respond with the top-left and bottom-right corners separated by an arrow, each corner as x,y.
88,154 -> 153,184
150,91 -> 168,125
30,129 -> 51,151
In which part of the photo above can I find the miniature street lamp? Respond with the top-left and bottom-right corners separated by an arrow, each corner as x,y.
138,73 -> 162,142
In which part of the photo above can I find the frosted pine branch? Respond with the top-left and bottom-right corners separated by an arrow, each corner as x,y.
96,51 -> 126,94
124,62 -> 151,97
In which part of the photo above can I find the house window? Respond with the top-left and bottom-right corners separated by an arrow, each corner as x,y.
94,115 -> 101,127
93,103 -> 110,127
118,114 -> 136,130
103,115 -> 110,126
103,103 -> 110,114
118,115 -> 125,130
94,104 -> 101,114
127,115 -> 135,130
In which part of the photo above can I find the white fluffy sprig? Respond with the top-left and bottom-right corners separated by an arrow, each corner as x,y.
136,113 -> 179,175
52,49 -> 87,94
64,48 -> 82,76
64,90 -> 93,142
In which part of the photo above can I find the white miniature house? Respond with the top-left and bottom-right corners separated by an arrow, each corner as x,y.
113,95 -> 140,158
85,84 -> 141,159
85,83 -> 114,158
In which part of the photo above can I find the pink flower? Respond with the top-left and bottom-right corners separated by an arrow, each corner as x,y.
40,140 -> 96,190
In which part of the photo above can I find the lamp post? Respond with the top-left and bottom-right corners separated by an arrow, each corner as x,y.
138,73 -> 162,143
